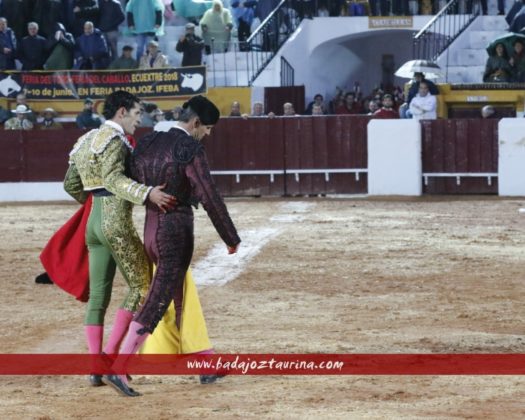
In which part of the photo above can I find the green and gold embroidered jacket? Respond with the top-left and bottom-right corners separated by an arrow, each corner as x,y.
63,123 -> 152,205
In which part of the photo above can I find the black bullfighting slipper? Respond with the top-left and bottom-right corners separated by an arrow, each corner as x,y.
35,272 -> 53,284
89,374 -> 104,387
199,373 -> 226,385
102,375 -> 141,397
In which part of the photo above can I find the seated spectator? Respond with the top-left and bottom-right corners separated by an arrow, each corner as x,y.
373,94 -> 399,119
74,21 -> 110,70
366,100 -> 379,115
510,40 -> 525,82
200,0 -> 234,54
176,22 -> 204,67
0,17 -> 17,70
39,108 -> 63,129
44,22 -> 75,70
139,40 -> 169,69
230,101 -> 242,116
251,101 -> 265,116
140,101 -> 160,127
334,92 -> 364,114
154,106 -> 183,131
152,108 -> 164,124
400,72 -> 438,118
18,22 -> 48,71
483,43 -> 511,83
481,105 -> 497,119
312,104 -> 324,115
304,94 -> 326,115
409,82 -> 437,120
15,92 -> 37,124
283,102 -> 296,116
98,0 -> 125,61
76,98 -> 103,129
231,1 -> 255,51
5,105 -> 34,130
109,45 -> 138,69
317,2 -> 330,17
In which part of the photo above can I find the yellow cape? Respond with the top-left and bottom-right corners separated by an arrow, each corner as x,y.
139,268 -> 212,354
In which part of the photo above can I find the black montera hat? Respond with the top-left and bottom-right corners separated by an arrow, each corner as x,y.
183,95 -> 220,125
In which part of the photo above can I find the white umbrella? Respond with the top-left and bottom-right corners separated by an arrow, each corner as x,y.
395,60 -> 443,79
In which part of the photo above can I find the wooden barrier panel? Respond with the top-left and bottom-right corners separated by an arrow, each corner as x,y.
421,119 -> 498,194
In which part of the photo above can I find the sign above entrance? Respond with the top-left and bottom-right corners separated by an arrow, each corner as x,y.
368,17 -> 414,29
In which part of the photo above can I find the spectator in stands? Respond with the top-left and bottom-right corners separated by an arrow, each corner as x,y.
200,0 -> 234,54
0,0 -> 31,41
74,21 -> 110,69
126,0 -> 165,62
335,92 -> 364,114
176,22 -> 204,66
0,17 -> 17,70
71,0 -> 100,37
15,92 -> 36,123
230,101 -> 242,116
76,97 -> 103,129
366,100 -> 379,115
138,39 -> 169,69
44,22 -> 75,70
0,105 -> 9,124
400,72 -> 438,118
510,40 -> 525,82
4,105 -> 34,130
154,105 -> 182,131
304,94 -> 326,115
232,1 -> 255,51
316,1 -> 330,16
373,94 -> 399,119
18,22 -> 47,70
312,104 -> 324,115
31,0 -> 64,39
140,101 -> 160,127
483,43 -> 511,82
39,107 -> 63,129
409,81 -> 437,120
283,102 -> 296,116
98,0 -> 125,61
109,45 -> 138,69
252,101 -> 265,116
481,105 -> 497,118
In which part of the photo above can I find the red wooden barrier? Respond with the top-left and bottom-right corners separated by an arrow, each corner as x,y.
421,119 -> 498,194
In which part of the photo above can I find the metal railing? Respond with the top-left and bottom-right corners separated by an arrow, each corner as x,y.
280,56 -> 294,86
413,0 -> 479,62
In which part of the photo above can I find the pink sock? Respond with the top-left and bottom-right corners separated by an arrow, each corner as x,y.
103,309 -> 133,354
113,321 -> 150,383
84,325 -> 104,354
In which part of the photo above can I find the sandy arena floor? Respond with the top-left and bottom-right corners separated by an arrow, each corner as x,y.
1,196 -> 525,419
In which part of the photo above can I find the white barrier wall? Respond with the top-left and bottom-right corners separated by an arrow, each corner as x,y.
498,118 -> 525,196
0,183 -> 73,202
367,120 -> 422,196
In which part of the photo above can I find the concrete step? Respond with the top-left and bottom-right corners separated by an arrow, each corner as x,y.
468,30 -> 508,49
451,48 -> 489,66
477,16 -> 510,31
445,65 -> 485,83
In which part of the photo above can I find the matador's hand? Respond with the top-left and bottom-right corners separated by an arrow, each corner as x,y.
148,184 -> 177,213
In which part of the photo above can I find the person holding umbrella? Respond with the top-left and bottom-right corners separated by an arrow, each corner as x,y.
483,42 -> 512,82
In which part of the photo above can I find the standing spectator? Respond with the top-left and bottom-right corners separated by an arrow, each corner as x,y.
18,22 -> 47,70
71,0 -> 100,37
126,0 -> 165,62
31,0 -> 64,39
251,101 -> 265,116
74,21 -> 110,69
483,43 -> 511,82
98,0 -> 125,61
231,1 -> 255,51
109,45 -> 138,69
304,93 -> 325,115
373,94 -> 399,119
14,92 -> 36,123
76,98 -> 103,129
200,0 -> 234,54
138,39 -> 168,69
510,40 -> 525,82
4,105 -> 34,130
400,72 -> 439,118
39,107 -> 63,129
0,17 -> 17,70
0,0 -> 32,41
229,100 -> 241,116
44,22 -> 75,70
175,22 -> 204,67
334,92 -> 363,114
409,81 -> 437,120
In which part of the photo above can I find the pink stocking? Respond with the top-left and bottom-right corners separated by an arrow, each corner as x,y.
84,325 -> 103,355
103,309 -> 133,354
112,321 -> 150,384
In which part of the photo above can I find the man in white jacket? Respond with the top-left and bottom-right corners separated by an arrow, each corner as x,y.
409,81 -> 437,120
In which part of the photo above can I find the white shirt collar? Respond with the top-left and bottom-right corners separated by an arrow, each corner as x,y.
171,122 -> 191,136
104,120 -> 124,134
